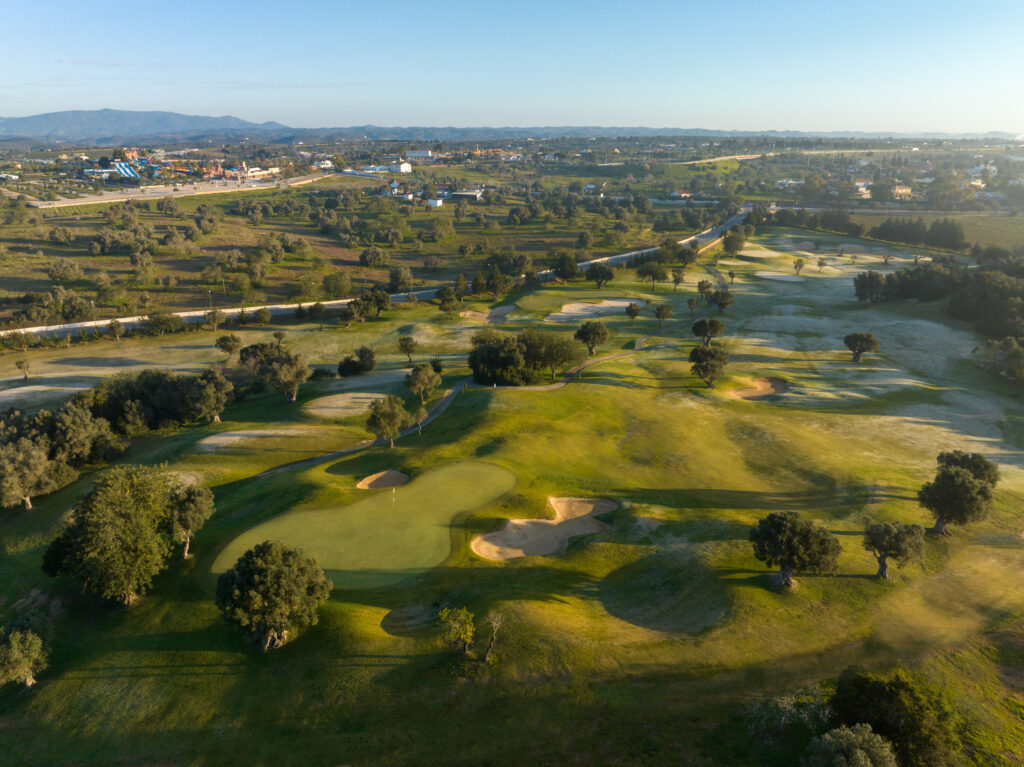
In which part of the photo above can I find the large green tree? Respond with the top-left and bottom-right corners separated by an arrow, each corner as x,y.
215,541 -> 332,651
574,321 -> 609,355
0,629 -> 47,688
844,332 -> 880,363
692,318 -> 724,347
0,439 -> 73,510
802,724 -> 897,767
918,465 -> 992,534
405,363 -> 442,404
43,466 -> 189,605
830,667 -> 962,767
688,345 -> 730,388
749,511 -> 841,589
367,395 -> 413,447
439,606 -> 475,654
863,522 -> 924,579
586,263 -> 614,288
169,484 -> 215,559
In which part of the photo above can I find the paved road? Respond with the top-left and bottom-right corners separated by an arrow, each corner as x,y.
2,205 -> 750,340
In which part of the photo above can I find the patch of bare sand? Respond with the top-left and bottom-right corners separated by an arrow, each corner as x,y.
472,497 -> 617,560
195,427 -> 316,452
357,470 -> 410,489
460,305 -> 516,323
728,378 -> 789,400
545,299 -> 633,323
305,391 -> 387,419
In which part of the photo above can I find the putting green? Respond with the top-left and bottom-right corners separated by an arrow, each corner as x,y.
211,461 -> 517,589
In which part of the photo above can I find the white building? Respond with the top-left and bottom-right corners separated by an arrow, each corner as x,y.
390,162 -> 412,174
426,198 -> 443,208
406,150 -> 433,159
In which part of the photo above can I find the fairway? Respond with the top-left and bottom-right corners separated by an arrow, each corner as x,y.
211,461 -> 517,589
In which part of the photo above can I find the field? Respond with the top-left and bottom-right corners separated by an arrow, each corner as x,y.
849,211 -> 1024,251
0,226 -> 1023,765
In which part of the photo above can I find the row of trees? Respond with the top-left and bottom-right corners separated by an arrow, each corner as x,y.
749,451 -> 999,590
468,328 -> 585,386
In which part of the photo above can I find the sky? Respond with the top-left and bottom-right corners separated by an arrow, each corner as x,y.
3,0 -> 1023,133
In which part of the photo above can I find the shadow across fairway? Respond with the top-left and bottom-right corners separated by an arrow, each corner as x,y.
616,486 -> 910,514
48,356 -> 155,367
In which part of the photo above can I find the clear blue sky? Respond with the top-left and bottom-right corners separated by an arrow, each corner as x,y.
3,0 -> 1023,133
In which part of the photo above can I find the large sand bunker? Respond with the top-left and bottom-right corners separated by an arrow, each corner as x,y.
728,378 -> 789,400
305,391 -> 387,419
472,497 -> 617,560
357,470 -> 410,489
545,299 -> 634,323
460,305 -> 516,323
195,427 -> 315,452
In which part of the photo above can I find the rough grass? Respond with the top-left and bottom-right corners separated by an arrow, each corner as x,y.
0,227 -> 1022,765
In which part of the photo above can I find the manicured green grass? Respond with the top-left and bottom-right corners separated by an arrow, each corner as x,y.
849,212 -> 1024,251
1,225 -> 1023,765
211,461 -> 517,589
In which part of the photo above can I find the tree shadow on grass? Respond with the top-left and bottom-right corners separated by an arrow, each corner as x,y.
614,486 -> 910,514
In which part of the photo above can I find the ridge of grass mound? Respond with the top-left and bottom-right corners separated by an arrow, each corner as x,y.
356,470 -> 409,489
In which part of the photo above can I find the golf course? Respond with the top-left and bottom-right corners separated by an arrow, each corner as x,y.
1,224 -> 1022,766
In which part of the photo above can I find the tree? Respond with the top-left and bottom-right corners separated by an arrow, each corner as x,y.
322,270 -> 351,299
712,290 -> 734,313
655,304 -> 673,328
413,405 -> 428,435
205,309 -> 226,331
367,395 -> 413,447
240,343 -> 311,402
482,610 -> 504,662
439,606 -> 475,654
107,319 -> 124,341
359,245 -> 389,268
471,271 -> 485,296
689,345 -> 730,388
486,264 -> 513,298
672,268 -> 686,290
794,258 -> 805,276
0,439 -> 69,510
216,334 -> 242,362
844,332 -> 879,363
575,321 -> 609,355
254,307 -> 272,326
526,330 -> 585,381
42,466 -> 180,606
802,724 -> 898,767
918,465 -> 992,535
625,302 -> 641,324
748,511 -> 841,590
692,318 -> 724,346
587,263 -> 614,288
830,667 -> 962,767
15,359 -> 29,380
388,266 -> 413,293
308,302 -> 327,330
454,273 -> 468,298
169,484 -> 215,559
405,362 -> 442,404
863,522 -> 924,579
184,368 -> 233,423
723,230 -> 746,255
728,270 -> 736,284
273,330 -> 286,347
0,629 -> 47,688
936,450 -> 999,488
687,297 -> 697,316
817,256 -> 828,271
637,262 -> 668,290
357,345 -> 376,373
215,541 -> 332,651
146,312 -> 185,336
369,288 -> 391,317
437,286 -> 460,318
398,334 -> 417,363
555,252 -> 578,281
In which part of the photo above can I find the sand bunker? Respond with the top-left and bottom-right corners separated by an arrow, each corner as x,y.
545,299 -> 634,323
755,271 -> 804,282
195,427 -> 314,452
471,497 -> 617,560
729,378 -> 789,400
357,470 -> 410,489
305,391 -> 387,419
460,305 -> 516,323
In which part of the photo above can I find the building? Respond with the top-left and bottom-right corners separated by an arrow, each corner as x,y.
669,190 -> 693,199
390,162 -> 412,174
315,160 -> 334,170
426,198 -> 443,208
451,189 -> 484,201
892,185 -> 913,200
406,150 -> 433,159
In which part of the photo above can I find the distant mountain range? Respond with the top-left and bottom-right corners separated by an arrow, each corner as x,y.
0,109 -> 1016,145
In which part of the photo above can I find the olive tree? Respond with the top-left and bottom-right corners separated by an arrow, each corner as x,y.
216,334 -> 242,362
918,465 -> 992,535
689,345 -> 729,388
655,304 -> 674,327
844,332 -> 879,363
749,511 -> 841,590
802,724 -> 897,767
367,394 -> 413,447
574,321 -> 609,355
398,334 -> 417,363
215,541 -> 332,651
625,302 -> 641,324
439,606 -> 475,654
0,629 -> 47,688
405,362 -> 442,404
170,484 -> 215,559
692,318 -> 724,347
863,522 -> 924,579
